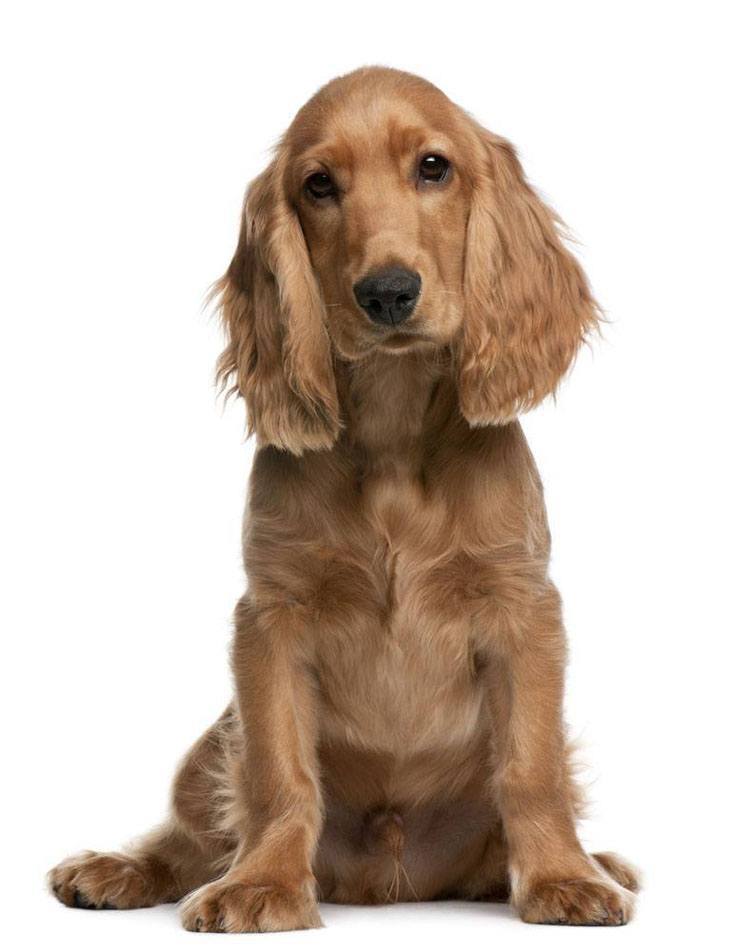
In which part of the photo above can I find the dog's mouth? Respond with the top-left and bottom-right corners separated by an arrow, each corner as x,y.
375,334 -> 434,356
341,310 -> 437,359
381,332 -> 420,348
371,321 -> 434,353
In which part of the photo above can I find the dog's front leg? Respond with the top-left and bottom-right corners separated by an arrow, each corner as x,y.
180,599 -> 322,933
487,583 -> 635,926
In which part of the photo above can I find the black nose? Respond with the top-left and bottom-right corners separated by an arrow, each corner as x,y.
353,268 -> 422,326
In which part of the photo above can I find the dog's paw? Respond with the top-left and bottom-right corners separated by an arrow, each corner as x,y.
180,878 -> 322,933
48,850 -> 170,910
519,876 -> 635,926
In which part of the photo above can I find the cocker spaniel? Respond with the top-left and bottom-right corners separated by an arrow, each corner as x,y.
49,66 -> 639,931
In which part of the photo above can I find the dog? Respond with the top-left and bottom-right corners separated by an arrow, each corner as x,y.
49,66 -> 639,931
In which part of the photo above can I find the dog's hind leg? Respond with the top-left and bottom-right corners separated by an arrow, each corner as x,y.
49,707 -> 238,910
591,852 -> 641,893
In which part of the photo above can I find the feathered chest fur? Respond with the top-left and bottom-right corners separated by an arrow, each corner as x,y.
244,352 -> 544,757
323,464 -> 481,749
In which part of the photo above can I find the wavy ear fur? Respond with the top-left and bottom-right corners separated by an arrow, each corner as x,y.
458,128 -> 600,425
216,156 -> 340,455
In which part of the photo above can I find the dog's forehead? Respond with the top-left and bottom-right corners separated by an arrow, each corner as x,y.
286,72 -> 463,170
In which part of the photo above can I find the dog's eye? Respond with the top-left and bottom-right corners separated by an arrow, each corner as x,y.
418,154 -> 450,184
305,172 -> 336,200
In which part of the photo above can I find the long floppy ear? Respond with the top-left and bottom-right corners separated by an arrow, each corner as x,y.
216,155 -> 340,455
458,128 -> 600,425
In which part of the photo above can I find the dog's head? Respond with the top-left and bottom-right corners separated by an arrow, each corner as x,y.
217,67 -> 599,454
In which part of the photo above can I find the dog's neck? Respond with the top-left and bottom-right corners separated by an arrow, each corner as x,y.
337,348 -> 449,474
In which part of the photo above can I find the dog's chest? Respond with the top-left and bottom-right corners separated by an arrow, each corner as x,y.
316,470 -> 485,754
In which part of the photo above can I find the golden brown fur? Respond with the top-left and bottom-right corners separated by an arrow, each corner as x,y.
49,67 -> 639,931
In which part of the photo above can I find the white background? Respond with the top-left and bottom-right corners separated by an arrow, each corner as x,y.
2,1 -> 729,948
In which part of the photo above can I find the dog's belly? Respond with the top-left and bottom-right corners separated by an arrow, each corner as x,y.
315,792 -> 501,903
312,599 -> 499,901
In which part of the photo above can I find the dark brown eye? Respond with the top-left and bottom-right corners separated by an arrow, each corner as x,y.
418,154 -> 450,183
305,171 -> 336,199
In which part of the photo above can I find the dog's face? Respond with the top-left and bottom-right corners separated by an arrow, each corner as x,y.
286,83 -> 472,358
217,68 -> 599,455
